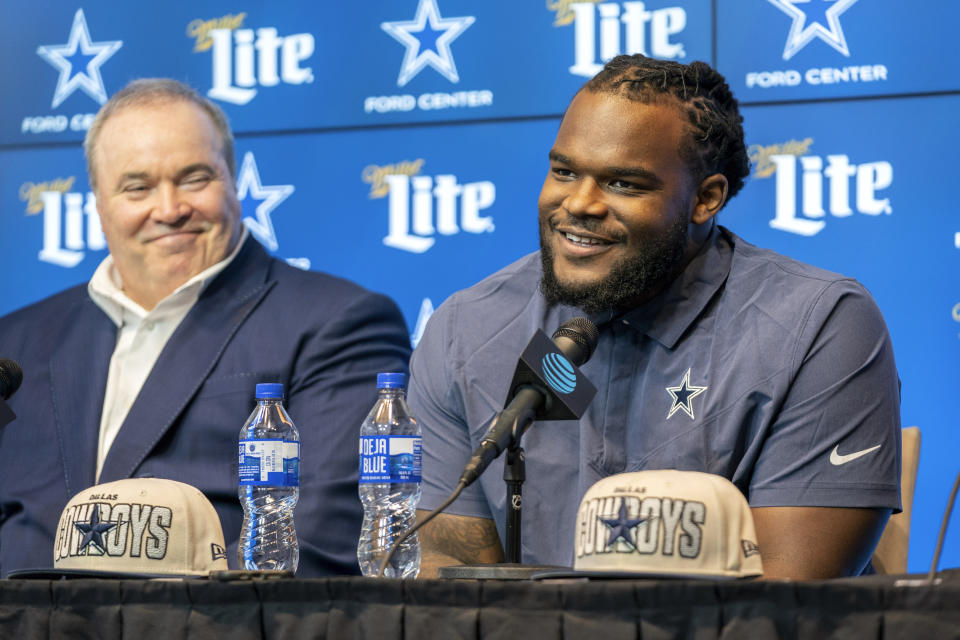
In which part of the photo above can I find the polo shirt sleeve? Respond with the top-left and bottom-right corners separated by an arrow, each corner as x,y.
747,279 -> 902,511
407,299 -> 495,520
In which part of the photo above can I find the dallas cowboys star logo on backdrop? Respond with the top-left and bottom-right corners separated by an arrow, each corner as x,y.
410,297 -> 435,348
381,0 -> 475,87
74,505 -> 117,554
767,0 -> 859,61
666,368 -> 707,420
237,152 -> 295,252
36,8 -> 123,109
600,500 -> 647,548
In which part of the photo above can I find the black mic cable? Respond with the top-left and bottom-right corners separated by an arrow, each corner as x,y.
375,410 -> 532,577
377,480 -> 467,578
927,468 -> 960,583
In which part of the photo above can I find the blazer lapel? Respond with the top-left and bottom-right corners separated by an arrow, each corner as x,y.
49,297 -> 116,496
98,238 -> 274,482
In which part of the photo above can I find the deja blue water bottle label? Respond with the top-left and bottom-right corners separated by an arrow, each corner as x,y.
359,435 -> 422,483
239,439 -> 300,487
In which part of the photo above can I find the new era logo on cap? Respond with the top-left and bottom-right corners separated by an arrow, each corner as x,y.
10,478 -> 229,579
540,470 -> 763,580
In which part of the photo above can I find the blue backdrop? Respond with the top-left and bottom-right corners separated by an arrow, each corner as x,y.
1,0 -> 957,573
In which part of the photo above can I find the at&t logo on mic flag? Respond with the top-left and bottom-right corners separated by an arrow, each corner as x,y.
541,352 -> 577,395
508,330 -> 596,421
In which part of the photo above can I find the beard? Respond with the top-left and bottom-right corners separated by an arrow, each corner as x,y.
538,214 -> 689,314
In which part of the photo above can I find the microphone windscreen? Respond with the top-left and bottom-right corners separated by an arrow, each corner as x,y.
551,317 -> 599,366
0,358 -> 23,400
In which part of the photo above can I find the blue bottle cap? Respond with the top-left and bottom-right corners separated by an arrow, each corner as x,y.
376,373 -> 406,389
255,383 -> 284,399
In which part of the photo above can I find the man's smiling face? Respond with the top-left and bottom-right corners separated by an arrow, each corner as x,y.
91,99 -> 242,309
537,90 -> 701,313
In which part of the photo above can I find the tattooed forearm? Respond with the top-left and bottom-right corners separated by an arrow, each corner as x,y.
417,510 -> 504,565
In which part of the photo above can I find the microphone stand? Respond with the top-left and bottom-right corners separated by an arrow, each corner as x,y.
439,405 -> 567,579
503,410 -> 534,563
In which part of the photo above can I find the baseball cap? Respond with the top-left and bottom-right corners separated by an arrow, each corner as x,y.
8,478 -> 229,579
533,470 -> 763,580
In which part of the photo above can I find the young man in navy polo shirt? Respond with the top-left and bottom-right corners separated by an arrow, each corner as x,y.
408,55 -> 900,580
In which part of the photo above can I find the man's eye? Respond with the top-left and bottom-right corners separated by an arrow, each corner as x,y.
551,167 -> 575,179
181,174 -> 213,190
610,179 -> 641,191
123,184 -> 148,194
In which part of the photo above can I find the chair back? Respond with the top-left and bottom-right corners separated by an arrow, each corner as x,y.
871,426 -> 920,574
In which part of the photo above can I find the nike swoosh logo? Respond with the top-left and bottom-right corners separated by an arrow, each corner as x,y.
829,444 -> 881,466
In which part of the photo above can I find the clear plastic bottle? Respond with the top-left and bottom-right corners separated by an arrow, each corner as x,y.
238,382 -> 300,572
357,372 -> 422,578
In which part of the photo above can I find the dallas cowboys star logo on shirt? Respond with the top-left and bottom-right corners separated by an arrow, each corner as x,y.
36,9 -> 123,109
238,152 -> 294,252
74,505 -> 117,554
666,368 -> 707,420
767,0 -> 859,61
600,501 -> 647,548
381,0 -> 475,87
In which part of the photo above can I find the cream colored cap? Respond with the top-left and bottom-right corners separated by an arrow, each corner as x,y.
48,477 -> 228,577
572,470 -> 763,579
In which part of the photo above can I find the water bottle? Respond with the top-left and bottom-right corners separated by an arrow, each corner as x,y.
357,372 -> 422,578
238,382 -> 300,572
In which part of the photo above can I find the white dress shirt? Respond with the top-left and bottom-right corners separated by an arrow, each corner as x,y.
87,230 -> 248,479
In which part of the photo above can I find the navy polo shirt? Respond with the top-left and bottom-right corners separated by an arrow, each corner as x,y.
408,225 -> 901,568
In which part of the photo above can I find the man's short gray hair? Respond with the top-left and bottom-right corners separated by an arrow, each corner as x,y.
83,78 -> 235,190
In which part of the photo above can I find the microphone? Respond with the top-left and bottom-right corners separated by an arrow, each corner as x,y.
459,318 -> 599,487
0,358 -> 22,400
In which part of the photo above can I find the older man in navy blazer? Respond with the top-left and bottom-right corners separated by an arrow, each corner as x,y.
0,79 -> 411,577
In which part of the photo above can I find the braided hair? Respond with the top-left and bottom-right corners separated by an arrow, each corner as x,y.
583,54 -> 750,201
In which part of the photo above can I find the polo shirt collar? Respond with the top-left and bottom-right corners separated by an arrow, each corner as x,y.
614,224 -> 733,349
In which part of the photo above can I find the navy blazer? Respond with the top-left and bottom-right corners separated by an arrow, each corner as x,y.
0,237 -> 412,577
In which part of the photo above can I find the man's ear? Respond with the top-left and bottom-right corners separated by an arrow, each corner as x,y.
692,173 -> 728,225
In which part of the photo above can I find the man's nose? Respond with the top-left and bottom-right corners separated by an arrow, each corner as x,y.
563,178 -> 608,217
153,183 -> 190,224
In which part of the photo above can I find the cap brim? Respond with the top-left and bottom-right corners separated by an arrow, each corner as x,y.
6,567 -> 208,580
530,568 -> 755,581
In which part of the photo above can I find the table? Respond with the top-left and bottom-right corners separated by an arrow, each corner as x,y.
1,570 -> 958,639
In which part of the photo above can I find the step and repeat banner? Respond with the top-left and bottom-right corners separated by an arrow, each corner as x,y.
1,1 -> 957,572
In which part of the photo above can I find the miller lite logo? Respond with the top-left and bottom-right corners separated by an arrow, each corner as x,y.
551,1 -> 688,78
20,178 -> 106,268
363,160 -> 495,254
190,13 -> 315,105
750,139 -> 893,236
